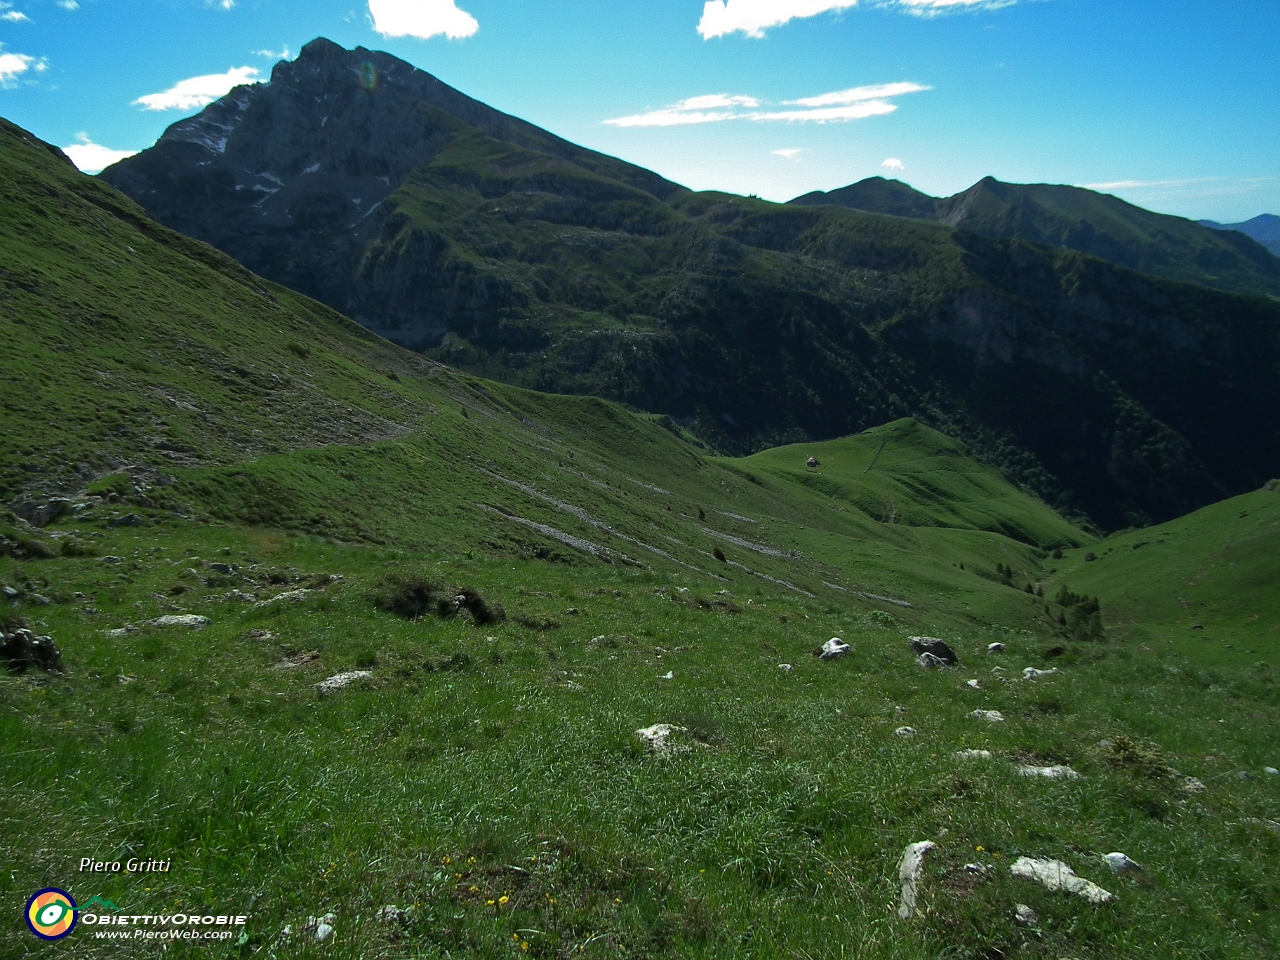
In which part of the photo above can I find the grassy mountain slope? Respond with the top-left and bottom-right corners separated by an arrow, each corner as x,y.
4,115 -> 1280,960
1049,483 -> 1280,665
1,115 -> 1085,631
97,41 -> 1280,533
791,176 -> 1280,299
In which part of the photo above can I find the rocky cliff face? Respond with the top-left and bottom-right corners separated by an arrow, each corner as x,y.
101,37 -> 677,340
100,39 -> 1280,531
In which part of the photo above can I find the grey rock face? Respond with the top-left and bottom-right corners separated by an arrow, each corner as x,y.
100,37 -> 675,351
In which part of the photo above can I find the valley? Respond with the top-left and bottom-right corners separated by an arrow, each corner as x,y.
2,52 -> 1279,960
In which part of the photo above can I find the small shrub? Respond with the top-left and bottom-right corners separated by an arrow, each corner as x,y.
1054,586 -> 1105,642
516,614 -> 560,631
377,574 -> 439,620
1101,734 -> 1170,780
440,587 -> 506,625
286,342 -> 311,359
59,537 -> 98,558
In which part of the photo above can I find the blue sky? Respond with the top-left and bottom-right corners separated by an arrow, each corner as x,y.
1,0 -> 1276,221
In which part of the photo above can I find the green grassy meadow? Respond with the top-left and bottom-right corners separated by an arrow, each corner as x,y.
2,117 -> 1279,959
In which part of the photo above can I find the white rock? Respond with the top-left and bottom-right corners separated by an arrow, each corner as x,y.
150,614 -> 210,629
962,862 -> 989,875
375,904 -> 406,923
1265,766 -> 1279,776
1014,904 -> 1038,925
302,914 -> 337,942
987,642 -> 1006,653
820,638 -> 850,659
107,614 -> 211,638
916,652 -> 948,669
315,671 -> 372,695
991,666 -> 1006,673
969,710 -> 1005,722
1019,765 -> 1082,781
255,589 -> 311,607
778,663 -> 793,672
966,679 -> 981,689
955,749 -> 993,760
897,840 -> 936,919
894,726 -> 917,738
1010,857 -> 1114,904
1181,777 -> 1207,793
1023,666 -> 1059,679
659,671 -> 674,680
1103,852 -> 1142,873
636,723 -> 690,756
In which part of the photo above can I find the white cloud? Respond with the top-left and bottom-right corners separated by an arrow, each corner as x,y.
1,10 -> 31,23
604,107 -> 737,128
882,157 -> 905,170
0,47 -> 45,88
604,93 -> 758,127
697,0 -> 1017,37
57,0 -> 78,8
787,81 -> 929,107
207,0 -> 235,9
698,1 -> 857,39
893,0 -> 1018,14
773,148 -> 803,160
367,0 -> 478,40
255,46 -> 291,59
605,82 -> 926,127
750,100 -> 898,122
678,93 -> 761,110
133,66 -> 260,111
61,133 -> 137,174
1082,178 -> 1210,191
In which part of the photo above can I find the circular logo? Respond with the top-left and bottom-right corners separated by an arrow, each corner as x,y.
26,888 -> 77,941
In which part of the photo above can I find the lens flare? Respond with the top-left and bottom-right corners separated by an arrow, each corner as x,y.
359,62 -> 378,91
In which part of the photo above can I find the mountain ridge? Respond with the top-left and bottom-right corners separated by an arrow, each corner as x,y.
96,39 -> 1280,532
790,176 -> 1280,299
1199,213 -> 1280,257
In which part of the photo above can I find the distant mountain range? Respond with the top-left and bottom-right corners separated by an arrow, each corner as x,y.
1198,214 -> 1280,257
790,178 -> 1280,299
95,38 -> 1280,532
